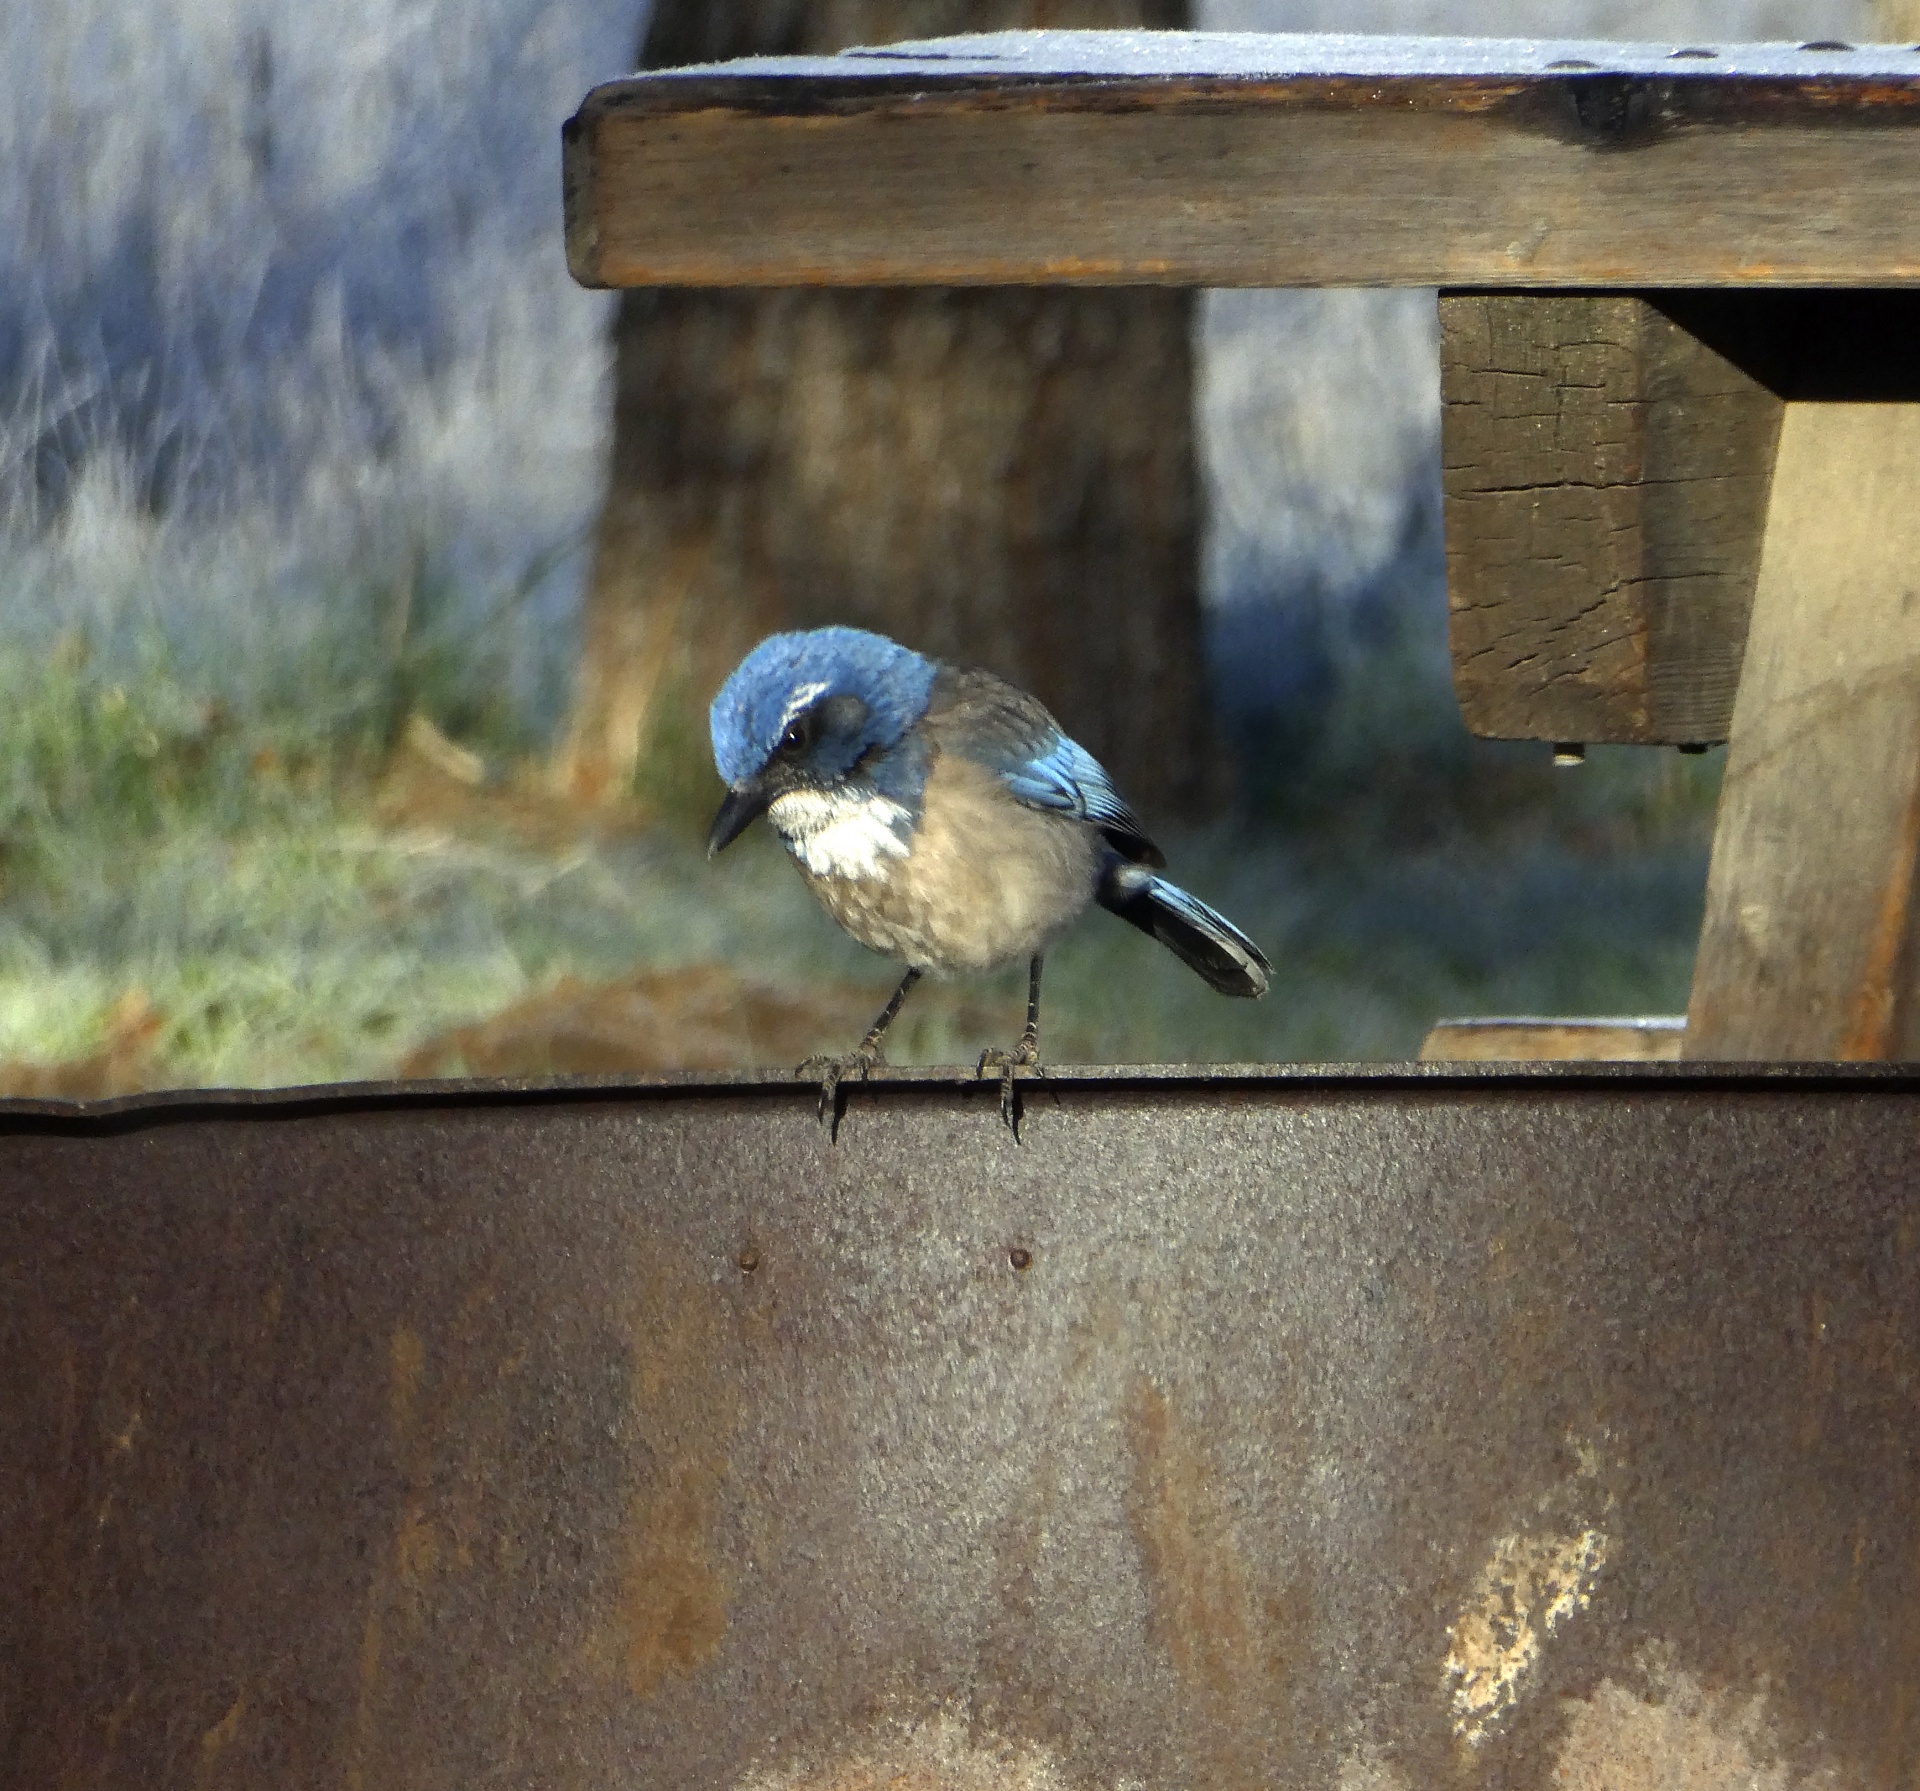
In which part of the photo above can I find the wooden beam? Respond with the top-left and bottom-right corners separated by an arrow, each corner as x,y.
1685,404 -> 1920,1059
1441,293 -> 1783,746
1420,1017 -> 1685,1060
1441,291 -> 1920,744
564,34 -> 1920,290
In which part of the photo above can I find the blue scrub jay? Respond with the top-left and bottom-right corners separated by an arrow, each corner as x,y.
708,626 -> 1270,1134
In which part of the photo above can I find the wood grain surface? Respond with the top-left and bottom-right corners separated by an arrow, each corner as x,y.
1686,404 -> 1920,1060
1442,294 -> 1783,745
1420,1016 -> 1686,1060
564,36 -> 1920,288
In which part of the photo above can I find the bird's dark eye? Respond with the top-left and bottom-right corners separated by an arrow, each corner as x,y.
778,708 -> 817,756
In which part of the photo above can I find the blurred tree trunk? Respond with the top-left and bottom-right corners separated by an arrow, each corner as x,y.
557,0 -> 1208,818
1874,0 -> 1920,39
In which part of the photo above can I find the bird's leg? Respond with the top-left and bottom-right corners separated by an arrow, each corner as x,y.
798,967 -> 921,1140
977,955 -> 1044,1138
1016,953 -> 1043,1064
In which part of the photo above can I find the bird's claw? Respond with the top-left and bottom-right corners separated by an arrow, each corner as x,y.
976,1040 -> 1041,1140
796,1046 -> 882,1141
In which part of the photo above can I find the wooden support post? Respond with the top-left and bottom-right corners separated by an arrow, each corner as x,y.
1685,405 -> 1920,1059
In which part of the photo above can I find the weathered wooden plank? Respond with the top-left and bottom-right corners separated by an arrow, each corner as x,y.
1441,293 -> 1783,745
1685,404 -> 1920,1060
1420,1016 -> 1686,1060
564,34 -> 1920,289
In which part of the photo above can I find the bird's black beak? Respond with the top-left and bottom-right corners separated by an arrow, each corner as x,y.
706,784 -> 770,857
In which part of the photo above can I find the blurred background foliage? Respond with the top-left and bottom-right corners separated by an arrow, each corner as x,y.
0,0 -> 1903,1091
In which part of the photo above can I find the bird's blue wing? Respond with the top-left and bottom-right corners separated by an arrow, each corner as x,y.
1003,735 -> 1163,865
1002,734 -> 1149,836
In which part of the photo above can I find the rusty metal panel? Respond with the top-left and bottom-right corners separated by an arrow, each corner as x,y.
3,1063 -> 1919,1789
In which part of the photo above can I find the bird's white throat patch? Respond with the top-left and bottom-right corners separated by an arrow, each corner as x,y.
768,788 -> 912,881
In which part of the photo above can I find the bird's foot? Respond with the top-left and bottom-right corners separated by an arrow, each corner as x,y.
976,1039 -> 1041,1140
796,1046 -> 883,1141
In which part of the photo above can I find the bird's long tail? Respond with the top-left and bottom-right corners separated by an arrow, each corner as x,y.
1097,860 -> 1271,998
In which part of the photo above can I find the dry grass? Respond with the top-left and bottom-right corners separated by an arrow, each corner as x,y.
0,649 -> 1721,1093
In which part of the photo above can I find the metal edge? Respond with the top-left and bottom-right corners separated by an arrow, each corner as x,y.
4,1059 -> 1919,1135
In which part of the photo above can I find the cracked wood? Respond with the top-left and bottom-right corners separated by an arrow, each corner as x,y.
1440,293 -> 1784,745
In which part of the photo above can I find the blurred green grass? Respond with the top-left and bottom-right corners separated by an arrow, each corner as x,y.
0,607 -> 1721,1088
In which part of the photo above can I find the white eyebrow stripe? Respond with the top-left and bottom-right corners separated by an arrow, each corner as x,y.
779,680 -> 832,730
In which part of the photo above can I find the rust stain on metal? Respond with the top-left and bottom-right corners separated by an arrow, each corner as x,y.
733,1708 -> 1093,1791
1127,1378 -> 1256,1702
388,1323 -> 425,1439
607,1260 -> 739,1698
1335,1744 -> 1412,1791
387,1321 -> 442,1602
1553,1645 -> 1850,1789
344,1603 -> 385,1791
200,1695 -> 243,1755
193,1695 -> 245,1789
348,1321 -> 463,1785
341,1322 -> 434,1791
394,1507 -> 439,1589
616,1459 -> 731,1695
1122,1374 -> 1315,1785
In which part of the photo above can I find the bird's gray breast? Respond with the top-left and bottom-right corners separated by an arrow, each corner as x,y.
785,753 -> 1102,975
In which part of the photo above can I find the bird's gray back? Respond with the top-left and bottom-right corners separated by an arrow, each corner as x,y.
919,665 -> 1061,759
921,665 -> 1162,866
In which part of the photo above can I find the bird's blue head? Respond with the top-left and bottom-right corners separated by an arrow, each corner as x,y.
706,626 -> 938,855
